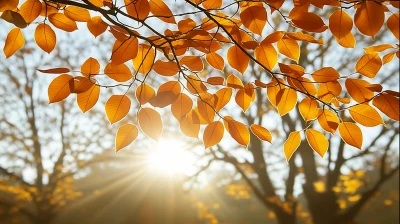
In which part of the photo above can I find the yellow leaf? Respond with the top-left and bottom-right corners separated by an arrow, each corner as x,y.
317,109 -> 339,134
250,124 -> 272,143
364,44 -> 393,54
255,40 -> 278,71
354,1 -> 384,37
178,18 -> 196,33
133,44 -> 155,74
306,129 -> 329,158
104,63 -> 132,82
226,74 -> 244,89
197,99 -> 215,124
115,124 -> 138,152
149,0 -> 176,24
135,83 -> 155,105
338,122 -> 363,149
64,6 -> 91,22
277,37 -> 300,62
203,121 -> 224,148
34,24 -> 56,53
227,45 -> 249,74
48,13 -> 78,32
227,120 -> 250,147
336,32 -> 356,48
138,107 -> 163,141
240,5 -> 267,35
284,131 -> 301,162
329,10 -> 353,40
81,57 -> 100,77
0,0 -> 18,12
202,0 -> 222,10
349,104 -> 384,127
179,116 -> 200,138
171,93 -> 193,120
87,16 -> 108,37
235,88 -> 253,112
372,93 -> 399,121
48,74 -> 73,103
355,53 -> 382,78
3,28 -> 24,58
382,52 -> 396,64
277,88 -> 297,116
105,95 -> 131,124
77,84 -> 100,112
299,98 -> 319,121
19,0 -> 42,23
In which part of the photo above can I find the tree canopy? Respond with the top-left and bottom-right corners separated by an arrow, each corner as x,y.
1,0 -> 399,159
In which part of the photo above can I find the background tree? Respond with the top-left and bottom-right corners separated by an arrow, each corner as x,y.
0,36 -> 116,224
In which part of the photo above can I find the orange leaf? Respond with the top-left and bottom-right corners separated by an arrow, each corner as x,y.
277,37 -> 300,62
226,74 -> 244,89
240,5 -> 267,35
34,24 -> 56,53
329,10 -> 353,40
87,16 -> 108,37
186,75 -> 207,94
227,120 -> 250,147
354,1 -> 384,37
70,76 -> 94,93
153,60 -> 179,76
349,104 -> 384,127
255,40 -> 278,71
345,78 -> 374,103
37,67 -> 70,74
180,56 -> 203,71
180,116 -> 200,138
171,93 -> 193,120
306,129 -> 329,158
48,13 -> 78,32
387,13 -> 399,40
197,99 -> 215,124
355,53 -> 382,78
77,84 -> 100,112
178,18 -> 196,33
104,63 -> 132,82
205,52 -> 225,70
336,32 -> 356,48
277,88 -> 297,116
284,131 -> 301,162
299,98 -> 319,121
207,76 -> 224,85
135,83 -> 155,105
138,107 -> 163,141
250,124 -> 272,143
338,122 -> 363,149
235,87 -> 253,112
64,6 -> 91,22
203,121 -> 224,148
156,81 -> 181,107
202,0 -> 222,10
48,74 -> 73,103
3,28 -> 24,58
364,44 -> 393,54
149,0 -> 176,24
227,45 -> 249,74
1,10 -> 27,28
215,87 -> 232,111
290,11 -> 326,32
105,95 -> 131,124
125,0 -> 150,20
81,57 -> 100,77
317,109 -> 339,134
133,44 -> 155,74
372,93 -> 399,121
19,0 -> 41,23
312,67 -> 340,82
111,37 -> 138,65
115,124 -> 138,152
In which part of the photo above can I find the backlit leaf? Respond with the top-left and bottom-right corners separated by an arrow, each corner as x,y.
306,129 -> 329,158
338,122 -> 363,149
87,16 -> 108,37
171,93 -> 193,120
227,120 -> 250,147
227,45 -> 249,74
317,109 -> 339,134
312,67 -> 340,82
355,53 -> 382,78
250,124 -> 272,143
125,0 -> 150,20
349,104 -> 384,127
64,6 -> 91,22
111,37 -> 138,65
104,63 -> 132,82
138,107 -> 163,141
206,52 -> 225,70
345,78 -> 374,103
203,121 -> 224,148
77,84 -> 100,112
153,60 -> 179,76
354,1 -> 384,37
372,93 -> 400,121
299,98 -> 319,121
115,124 -> 138,152
81,57 -> 100,77
215,87 -> 232,111
277,37 -> 300,62
240,5 -> 267,35
19,0 -> 42,23
149,0 -> 176,24
255,40 -> 278,71
34,24 -> 56,53
284,131 -> 301,162
135,83 -> 155,105
277,88 -> 297,116
105,95 -> 131,124
387,13 -> 399,39
48,74 -> 73,103
48,13 -> 78,32
329,10 -> 353,40
3,28 -> 24,58
133,44 -> 155,74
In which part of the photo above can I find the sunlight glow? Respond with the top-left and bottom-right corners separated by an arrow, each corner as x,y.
147,138 -> 195,177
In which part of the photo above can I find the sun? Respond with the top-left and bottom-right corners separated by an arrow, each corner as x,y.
147,138 -> 196,177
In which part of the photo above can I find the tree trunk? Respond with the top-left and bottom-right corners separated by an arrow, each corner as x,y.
304,187 -> 342,224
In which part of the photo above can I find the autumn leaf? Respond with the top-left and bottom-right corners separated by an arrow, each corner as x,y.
138,107 -> 163,141
34,24 -> 56,53
48,74 -> 73,103
277,37 -> 300,62
3,28 -> 24,58
299,98 -> 319,121
284,131 -> 301,162
306,129 -> 329,158
77,84 -> 100,112
349,104 -> 384,127
250,124 -> 272,143
135,83 -> 155,105
354,1 -> 385,38
227,120 -> 250,147
227,45 -> 249,74
105,95 -> 131,124
203,121 -> 224,148
115,124 -> 138,152
338,122 -> 363,149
